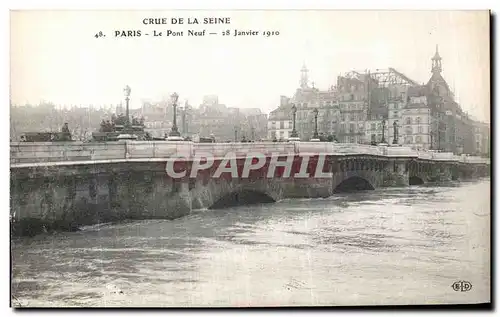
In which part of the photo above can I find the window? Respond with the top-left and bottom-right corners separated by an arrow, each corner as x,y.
405,126 -> 413,135
280,121 -> 285,129
416,117 -> 421,124
371,123 -> 376,130
349,123 -> 355,133
371,134 -> 376,142
405,137 -> 412,144
393,111 -> 398,118
350,137 -> 355,143
340,124 -> 346,133
418,126 -> 423,133
394,104 -> 399,109
406,117 -> 412,125
416,136 -> 422,143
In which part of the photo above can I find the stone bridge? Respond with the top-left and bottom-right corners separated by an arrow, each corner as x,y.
10,141 -> 490,236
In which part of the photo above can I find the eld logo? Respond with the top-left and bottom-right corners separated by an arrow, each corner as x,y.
451,281 -> 472,292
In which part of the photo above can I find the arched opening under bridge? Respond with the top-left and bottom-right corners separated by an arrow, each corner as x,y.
209,190 -> 276,210
409,176 -> 424,186
333,176 -> 375,193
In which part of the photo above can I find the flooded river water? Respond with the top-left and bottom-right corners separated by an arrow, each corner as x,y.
11,179 -> 490,307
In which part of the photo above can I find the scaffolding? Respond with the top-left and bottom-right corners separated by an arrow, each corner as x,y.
344,68 -> 420,87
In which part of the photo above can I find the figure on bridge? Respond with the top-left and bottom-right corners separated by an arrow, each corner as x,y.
61,123 -> 70,133
114,113 -> 126,126
99,120 -> 115,132
60,123 -> 72,141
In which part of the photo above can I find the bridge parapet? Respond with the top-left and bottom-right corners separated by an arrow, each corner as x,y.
10,141 -> 126,164
386,146 -> 418,157
431,151 -> 457,161
462,155 -> 490,164
294,142 -> 385,156
416,151 -> 434,160
10,141 -> 490,166
194,142 -> 295,158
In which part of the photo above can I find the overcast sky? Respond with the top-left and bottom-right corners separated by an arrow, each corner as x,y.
10,10 -> 490,122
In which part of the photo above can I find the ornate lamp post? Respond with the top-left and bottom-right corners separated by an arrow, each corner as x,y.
117,85 -> 137,141
289,103 -> 300,141
381,118 -> 387,144
167,92 -> 183,140
311,108 -> 320,141
392,120 -> 399,145
234,127 -> 238,142
123,85 -> 131,128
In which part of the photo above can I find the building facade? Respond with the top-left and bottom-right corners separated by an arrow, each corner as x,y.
267,47 -> 489,155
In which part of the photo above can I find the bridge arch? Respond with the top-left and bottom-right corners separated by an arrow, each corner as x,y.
209,189 -> 276,209
191,178 -> 285,210
333,176 -> 375,193
409,175 -> 424,185
332,169 -> 380,193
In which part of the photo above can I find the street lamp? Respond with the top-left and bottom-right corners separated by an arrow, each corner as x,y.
117,85 -> 138,141
234,126 -> 238,142
311,108 -> 320,141
168,92 -> 181,138
289,103 -> 300,140
123,85 -> 131,128
392,120 -> 399,145
381,118 -> 387,144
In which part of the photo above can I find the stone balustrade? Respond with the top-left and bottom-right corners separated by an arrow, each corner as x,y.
10,141 -> 490,166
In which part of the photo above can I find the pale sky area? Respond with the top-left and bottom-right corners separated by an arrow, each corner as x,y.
10,10 -> 490,122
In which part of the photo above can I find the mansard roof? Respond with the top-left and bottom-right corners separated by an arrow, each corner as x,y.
407,85 -> 428,97
269,104 -> 293,121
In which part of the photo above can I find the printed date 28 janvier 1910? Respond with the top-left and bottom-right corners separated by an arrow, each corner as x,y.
95,29 -> 280,38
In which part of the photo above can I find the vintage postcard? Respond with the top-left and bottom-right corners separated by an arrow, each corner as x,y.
9,10 -> 491,308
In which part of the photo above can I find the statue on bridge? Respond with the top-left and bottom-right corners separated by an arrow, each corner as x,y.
114,113 -> 127,126
60,123 -> 72,141
99,120 -> 115,132
131,116 -> 140,126
61,123 -> 70,133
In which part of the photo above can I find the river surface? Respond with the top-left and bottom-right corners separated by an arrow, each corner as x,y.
11,179 -> 491,307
